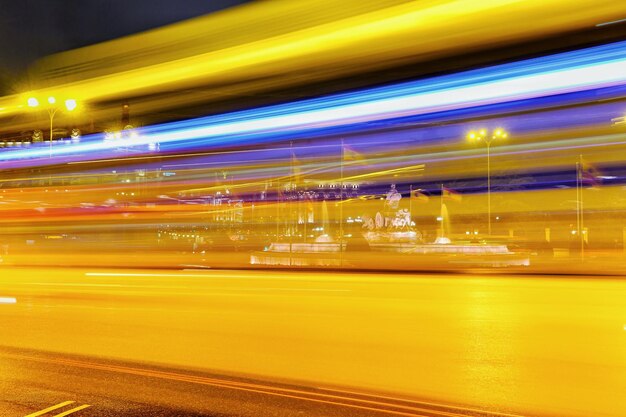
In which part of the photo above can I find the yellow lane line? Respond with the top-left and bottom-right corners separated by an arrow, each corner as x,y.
314,386 -> 525,417
50,405 -> 91,417
24,401 -> 74,417
5,352 -> 522,417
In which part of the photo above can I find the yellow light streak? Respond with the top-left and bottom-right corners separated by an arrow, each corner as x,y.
1,0 -> 624,125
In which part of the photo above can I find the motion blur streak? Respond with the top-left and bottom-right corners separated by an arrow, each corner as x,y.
0,35 -> 626,271
3,1 -> 626,417
4,40 -> 626,164
1,0 -> 625,124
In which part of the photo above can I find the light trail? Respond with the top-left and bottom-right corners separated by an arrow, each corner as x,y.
2,41 -> 626,166
1,0 -> 619,118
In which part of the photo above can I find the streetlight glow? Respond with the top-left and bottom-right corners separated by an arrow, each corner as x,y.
25,95 -> 80,158
467,127 -> 509,236
65,99 -> 77,111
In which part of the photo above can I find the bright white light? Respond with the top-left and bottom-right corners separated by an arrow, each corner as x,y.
27,97 -> 39,107
65,99 -> 77,111
151,58 -> 626,148
48,96 -> 56,104
0,297 -> 16,304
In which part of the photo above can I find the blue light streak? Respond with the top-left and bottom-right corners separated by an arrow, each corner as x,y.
3,40 -> 626,166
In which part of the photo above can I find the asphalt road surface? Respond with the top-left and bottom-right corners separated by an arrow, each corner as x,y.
1,267 -> 625,416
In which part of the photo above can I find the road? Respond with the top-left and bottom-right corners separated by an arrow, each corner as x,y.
4,346 -> 472,417
1,267 -> 625,416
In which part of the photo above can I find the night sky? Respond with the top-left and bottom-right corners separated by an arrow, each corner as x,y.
0,0 -> 251,75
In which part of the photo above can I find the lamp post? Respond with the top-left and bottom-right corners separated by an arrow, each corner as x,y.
27,96 -> 77,157
467,128 -> 508,236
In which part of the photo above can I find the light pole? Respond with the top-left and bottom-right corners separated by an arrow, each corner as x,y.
467,128 -> 508,236
27,96 -> 77,157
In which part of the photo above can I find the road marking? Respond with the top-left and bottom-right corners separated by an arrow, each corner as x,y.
312,386 -> 525,417
6,352 -> 522,417
24,401 -> 74,417
50,404 -> 90,416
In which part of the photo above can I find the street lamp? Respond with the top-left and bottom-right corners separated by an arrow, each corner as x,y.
467,128 -> 508,235
27,96 -> 77,157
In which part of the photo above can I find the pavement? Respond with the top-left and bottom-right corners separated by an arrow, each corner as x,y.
1,267 -> 626,416
2,345 -> 519,417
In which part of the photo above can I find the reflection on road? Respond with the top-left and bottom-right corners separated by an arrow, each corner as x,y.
1,267 -> 626,416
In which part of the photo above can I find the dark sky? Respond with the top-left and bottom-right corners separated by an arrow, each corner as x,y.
0,0 -> 251,75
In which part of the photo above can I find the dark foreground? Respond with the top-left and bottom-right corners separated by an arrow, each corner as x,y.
1,346 -> 513,417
